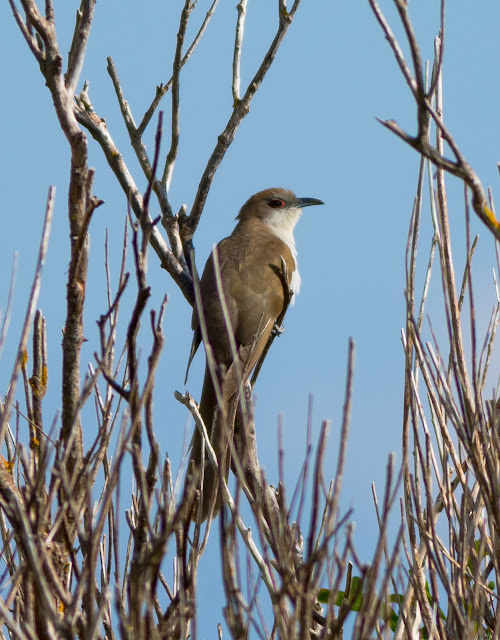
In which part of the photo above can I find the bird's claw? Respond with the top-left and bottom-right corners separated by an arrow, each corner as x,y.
272,322 -> 284,337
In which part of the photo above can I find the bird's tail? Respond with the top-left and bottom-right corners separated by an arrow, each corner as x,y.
189,367 -> 233,522
188,326 -> 272,522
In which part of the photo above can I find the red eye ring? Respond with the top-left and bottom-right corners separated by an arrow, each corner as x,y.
268,198 -> 285,209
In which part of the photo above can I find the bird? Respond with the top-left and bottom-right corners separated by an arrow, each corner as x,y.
187,187 -> 324,521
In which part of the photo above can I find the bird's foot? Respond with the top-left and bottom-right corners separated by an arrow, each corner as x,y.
272,322 -> 284,337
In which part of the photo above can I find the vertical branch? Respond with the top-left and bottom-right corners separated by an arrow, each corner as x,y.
29,310 -> 48,462
60,166 -> 99,474
162,0 -> 191,189
329,338 -> 355,523
220,508 -> 248,640
400,157 -> 426,635
232,0 -> 248,105
433,36 -> 475,421
65,0 -> 96,95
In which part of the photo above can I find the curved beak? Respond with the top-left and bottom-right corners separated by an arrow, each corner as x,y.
295,197 -> 324,208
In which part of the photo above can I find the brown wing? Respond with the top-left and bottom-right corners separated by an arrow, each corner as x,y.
193,235 -> 240,369
195,221 -> 294,370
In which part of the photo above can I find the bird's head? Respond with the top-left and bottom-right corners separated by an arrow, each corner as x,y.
236,188 -> 324,235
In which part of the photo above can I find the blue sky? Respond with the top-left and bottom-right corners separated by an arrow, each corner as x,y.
2,0 -> 500,636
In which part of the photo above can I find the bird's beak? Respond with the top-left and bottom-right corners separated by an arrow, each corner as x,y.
295,197 -> 324,208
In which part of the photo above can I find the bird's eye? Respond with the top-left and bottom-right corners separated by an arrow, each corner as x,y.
268,198 -> 285,209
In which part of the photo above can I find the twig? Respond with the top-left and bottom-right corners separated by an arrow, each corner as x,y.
232,0 -> 248,105
0,187 -> 54,445
0,252 -> 18,360
162,0 -> 191,188
369,0 -> 500,241
65,0 -> 96,95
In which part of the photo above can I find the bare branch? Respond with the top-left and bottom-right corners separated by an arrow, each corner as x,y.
74,91 -> 195,304
162,0 -> 191,188
370,1 -> 500,241
232,0 -> 248,105
65,0 -> 96,95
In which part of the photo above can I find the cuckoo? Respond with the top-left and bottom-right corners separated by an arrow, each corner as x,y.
187,187 -> 324,520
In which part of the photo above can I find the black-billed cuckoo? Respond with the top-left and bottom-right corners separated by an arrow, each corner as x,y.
188,187 -> 324,520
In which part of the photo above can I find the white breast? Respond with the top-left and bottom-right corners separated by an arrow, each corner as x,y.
264,206 -> 302,303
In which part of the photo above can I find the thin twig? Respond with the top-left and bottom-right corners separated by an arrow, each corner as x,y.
0,187 -> 54,445
162,0 -> 191,188
232,0 -> 248,105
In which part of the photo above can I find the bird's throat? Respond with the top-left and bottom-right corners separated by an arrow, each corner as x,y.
263,206 -> 301,261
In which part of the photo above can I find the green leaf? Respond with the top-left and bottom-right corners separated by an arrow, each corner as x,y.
317,575 -> 365,609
